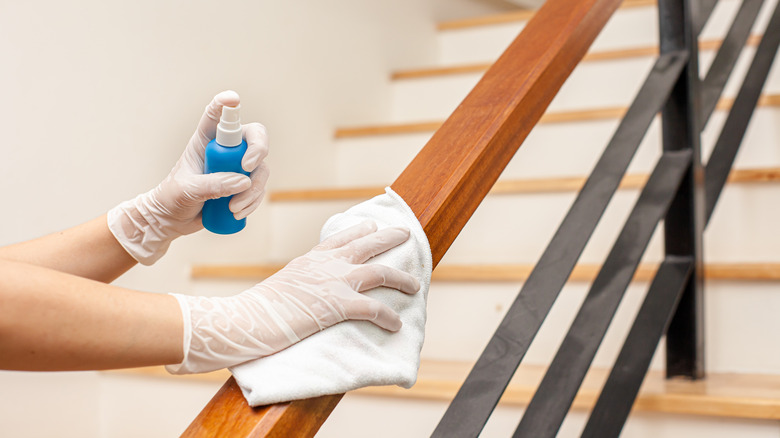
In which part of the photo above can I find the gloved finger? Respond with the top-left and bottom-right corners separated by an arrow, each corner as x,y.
230,162 -> 270,219
338,227 -> 410,264
181,172 -> 251,203
241,123 -> 269,173
345,264 -> 420,294
193,91 -> 241,151
314,220 -> 378,251
343,296 -> 403,332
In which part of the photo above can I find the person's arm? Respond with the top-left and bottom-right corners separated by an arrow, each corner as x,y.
0,215 -> 137,283
0,91 -> 269,281
107,90 -> 269,266
0,221 -> 420,373
0,258 -> 182,371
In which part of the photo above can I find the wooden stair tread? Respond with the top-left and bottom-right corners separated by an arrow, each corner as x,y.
334,93 -> 780,138
191,262 -> 780,282
437,0 -> 656,30
393,35 -> 762,80
268,167 -> 780,202
110,361 -> 780,420
359,361 -> 780,420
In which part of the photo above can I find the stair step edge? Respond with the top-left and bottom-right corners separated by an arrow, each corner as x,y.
437,0 -> 656,31
108,361 -> 780,420
191,262 -> 780,282
393,34 -> 761,80
334,93 -> 780,138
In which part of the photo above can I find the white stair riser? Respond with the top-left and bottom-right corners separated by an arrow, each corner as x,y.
423,282 -> 665,369
336,118 -> 652,186
98,375 -> 222,438
435,5 -> 665,66
452,183 -> 780,264
0,371 -> 223,438
336,132 -> 430,186
390,58 -> 651,122
268,200 -> 359,261
440,189 -> 663,265
437,21 -> 525,67
336,106 -> 780,188
435,0 -> 770,67
391,47 -> 780,122
265,182 -> 780,267
190,274 -> 780,377
319,393 -> 780,438
423,281 -> 780,374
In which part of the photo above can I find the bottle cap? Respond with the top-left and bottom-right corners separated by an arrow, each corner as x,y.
216,105 -> 243,147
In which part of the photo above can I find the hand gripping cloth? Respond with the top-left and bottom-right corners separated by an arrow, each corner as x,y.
229,187 -> 432,406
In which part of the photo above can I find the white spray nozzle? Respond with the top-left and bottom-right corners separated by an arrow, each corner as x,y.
216,105 -> 243,147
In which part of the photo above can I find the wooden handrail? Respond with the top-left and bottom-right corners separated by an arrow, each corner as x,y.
182,0 -> 623,435
393,0 -> 624,265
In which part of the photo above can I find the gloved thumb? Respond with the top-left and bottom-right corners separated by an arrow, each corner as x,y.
180,173 -> 251,203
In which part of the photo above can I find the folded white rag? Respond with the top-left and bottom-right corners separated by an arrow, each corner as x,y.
230,187 -> 433,406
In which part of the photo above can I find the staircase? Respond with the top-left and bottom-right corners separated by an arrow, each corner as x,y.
127,0 -> 780,436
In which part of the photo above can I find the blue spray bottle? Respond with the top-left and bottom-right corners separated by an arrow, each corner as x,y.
202,105 -> 250,234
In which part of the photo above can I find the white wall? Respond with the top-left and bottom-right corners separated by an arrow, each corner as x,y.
0,0 -> 440,289
0,1 -> 451,436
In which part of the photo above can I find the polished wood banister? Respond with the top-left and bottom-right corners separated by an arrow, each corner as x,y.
182,0 -> 623,435
393,0 -> 624,265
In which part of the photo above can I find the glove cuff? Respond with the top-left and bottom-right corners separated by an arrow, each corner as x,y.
164,293 -> 282,374
107,191 -> 175,265
165,293 -> 194,375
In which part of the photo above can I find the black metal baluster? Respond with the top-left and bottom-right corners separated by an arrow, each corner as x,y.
697,0 -> 720,35
429,0 -> 780,436
706,0 -> 780,221
430,51 -> 687,438
580,256 -> 693,438
700,0 -> 766,128
660,0 -> 708,380
579,5 -> 780,434
513,150 -> 692,438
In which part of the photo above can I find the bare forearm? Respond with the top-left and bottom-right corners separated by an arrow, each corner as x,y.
0,259 -> 182,371
0,215 -> 137,283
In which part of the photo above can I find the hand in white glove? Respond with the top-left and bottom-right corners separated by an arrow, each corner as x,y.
166,221 -> 421,374
108,90 -> 270,265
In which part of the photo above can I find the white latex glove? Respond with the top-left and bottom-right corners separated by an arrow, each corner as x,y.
166,221 -> 421,374
108,91 -> 270,265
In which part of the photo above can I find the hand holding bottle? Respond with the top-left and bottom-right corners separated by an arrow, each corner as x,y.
108,91 -> 270,265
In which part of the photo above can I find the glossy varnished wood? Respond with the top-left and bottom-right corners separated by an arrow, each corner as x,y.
180,377 -> 343,438
392,0 -> 625,265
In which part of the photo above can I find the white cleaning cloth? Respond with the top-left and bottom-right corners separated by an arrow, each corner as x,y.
230,187 -> 432,406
